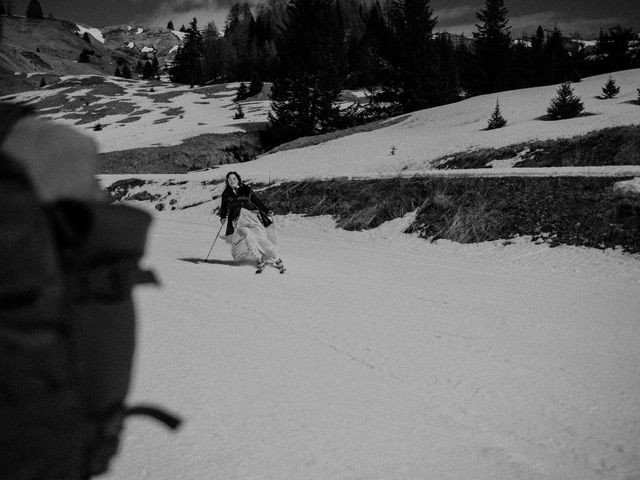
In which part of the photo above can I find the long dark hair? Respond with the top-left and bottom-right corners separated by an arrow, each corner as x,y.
224,171 -> 243,192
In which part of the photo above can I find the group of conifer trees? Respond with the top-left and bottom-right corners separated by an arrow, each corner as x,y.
0,0 -> 44,18
168,0 -> 638,144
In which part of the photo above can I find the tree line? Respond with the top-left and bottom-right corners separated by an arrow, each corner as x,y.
169,0 -> 639,145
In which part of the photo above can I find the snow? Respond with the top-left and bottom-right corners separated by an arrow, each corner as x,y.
172,30 -> 186,41
76,24 -> 105,44
614,177 -> 640,194
101,207 -> 640,480
3,66 -> 640,479
204,69 -> 640,182
141,46 -> 154,53
93,69 -> 640,480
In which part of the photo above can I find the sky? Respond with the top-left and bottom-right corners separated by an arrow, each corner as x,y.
10,0 -> 640,38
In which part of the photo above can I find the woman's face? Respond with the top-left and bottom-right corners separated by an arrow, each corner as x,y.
227,174 -> 239,189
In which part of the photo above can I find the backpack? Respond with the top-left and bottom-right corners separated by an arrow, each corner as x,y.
0,152 -> 180,479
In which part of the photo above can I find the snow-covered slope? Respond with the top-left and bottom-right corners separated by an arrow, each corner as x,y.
103,209 -> 640,480
6,65 -> 640,480
211,69 -> 640,182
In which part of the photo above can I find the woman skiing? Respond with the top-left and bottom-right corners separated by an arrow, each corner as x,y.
219,171 -> 285,273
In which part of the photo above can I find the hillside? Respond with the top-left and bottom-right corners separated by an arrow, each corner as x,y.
0,16 -> 181,95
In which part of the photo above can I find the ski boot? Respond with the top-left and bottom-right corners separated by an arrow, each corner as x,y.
255,259 -> 266,274
275,258 -> 286,274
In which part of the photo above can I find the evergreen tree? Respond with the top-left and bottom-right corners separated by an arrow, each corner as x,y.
595,25 -> 634,72
142,61 -> 154,80
547,82 -> 584,119
167,20 -> 174,30
251,4 -> 279,80
114,66 -> 122,77
179,24 -> 187,32
121,63 -> 132,79
487,98 -> 506,129
248,76 -> 264,96
268,0 -> 347,145
530,25 -> 546,85
170,17 -> 204,86
82,32 -> 92,44
26,0 -> 43,19
39,77 -> 46,88
543,26 -> 573,84
385,0 -> 441,111
234,81 -> 249,101
224,3 -> 257,80
202,20 -> 228,82
78,48 -> 91,63
601,75 -> 620,98
349,1 -> 391,89
472,0 -> 513,94
234,104 -> 245,119
152,55 -> 159,76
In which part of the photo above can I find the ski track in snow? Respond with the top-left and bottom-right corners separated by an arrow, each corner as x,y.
105,211 -> 640,480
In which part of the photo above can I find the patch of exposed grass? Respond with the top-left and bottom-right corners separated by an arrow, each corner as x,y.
98,131 -> 264,174
105,178 -> 148,201
263,176 -> 640,253
435,125 -> 640,169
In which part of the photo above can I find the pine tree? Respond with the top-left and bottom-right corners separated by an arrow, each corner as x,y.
267,0 -> 347,145
248,76 -> 263,96
120,63 -> 132,79
595,25 -> 634,73
234,104 -> 245,119
142,61 -> 154,80
114,66 -> 122,77
26,0 -> 44,19
234,81 -> 249,101
385,0 -> 441,111
487,98 -> 506,129
530,25 -> 546,85
170,18 -> 204,86
78,48 -> 91,63
202,20 -> 226,83
223,3 -> 256,80
547,82 -> 584,119
544,26 -> 573,84
472,0 -> 513,94
82,32 -> 92,44
601,75 -> 620,98
167,20 -> 174,30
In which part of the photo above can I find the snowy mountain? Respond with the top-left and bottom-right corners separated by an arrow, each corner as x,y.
0,16 -> 181,95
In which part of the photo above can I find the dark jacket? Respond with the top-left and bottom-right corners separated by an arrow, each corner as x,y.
219,183 -> 271,236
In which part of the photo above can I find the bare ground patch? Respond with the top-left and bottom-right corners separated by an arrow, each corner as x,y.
97,131 -> 264,174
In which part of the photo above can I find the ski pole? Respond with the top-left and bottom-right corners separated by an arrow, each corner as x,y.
204,221 -> 224,262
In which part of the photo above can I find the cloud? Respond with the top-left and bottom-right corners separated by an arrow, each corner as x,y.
436,10 -> 624,38
434,5 -> 476,22
135,0 -> 238,30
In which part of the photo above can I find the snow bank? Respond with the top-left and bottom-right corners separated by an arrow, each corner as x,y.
76,25 -> 105,43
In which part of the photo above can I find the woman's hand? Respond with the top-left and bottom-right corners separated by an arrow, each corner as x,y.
220,217 -> 226,224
